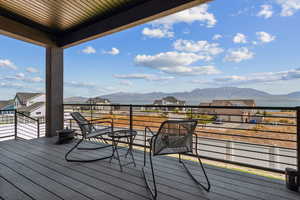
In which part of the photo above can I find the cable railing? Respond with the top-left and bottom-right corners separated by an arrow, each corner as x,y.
63,103 -> 299,175
0,109 -> 43,141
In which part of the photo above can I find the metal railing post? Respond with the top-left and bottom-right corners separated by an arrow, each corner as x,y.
190,107 -> 193,119
130,104 -> 133,132
90,104 -> 93,120
296,107 -> 300,186
69,119 -> 72,129
37,118 -> 40,138
14,110 -> 17,140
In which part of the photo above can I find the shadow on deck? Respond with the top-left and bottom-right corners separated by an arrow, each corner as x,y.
0,137 -> 299,200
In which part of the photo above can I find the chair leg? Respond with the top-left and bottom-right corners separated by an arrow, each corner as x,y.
179,153 -> 211,192
77,144 -> 112,150
65,138 -> 113,163
142,149 -> 158,200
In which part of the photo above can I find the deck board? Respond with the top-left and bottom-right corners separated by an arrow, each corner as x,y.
0,176 -> 32,200
0,138 -> 299,200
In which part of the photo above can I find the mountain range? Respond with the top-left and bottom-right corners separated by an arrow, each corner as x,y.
64,87 -> 300,106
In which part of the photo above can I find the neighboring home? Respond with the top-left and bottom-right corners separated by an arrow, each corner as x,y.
152,96 -> 186,112
86,97 -> 111,111
198,99 -> 259,123
14,93 -> 45,118
0,100 -> 14,115
18,102 -> 45,118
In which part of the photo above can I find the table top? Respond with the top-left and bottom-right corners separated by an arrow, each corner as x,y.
56,129 -> 75,134
108,129 -> 137,138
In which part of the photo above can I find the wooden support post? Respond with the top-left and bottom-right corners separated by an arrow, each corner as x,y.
46,47 -> 64,137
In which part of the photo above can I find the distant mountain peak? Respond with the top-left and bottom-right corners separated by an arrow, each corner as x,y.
64,87 -> 300,106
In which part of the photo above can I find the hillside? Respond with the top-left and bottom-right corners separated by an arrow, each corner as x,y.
100,87 -> 282,105
64,87 -> 300,106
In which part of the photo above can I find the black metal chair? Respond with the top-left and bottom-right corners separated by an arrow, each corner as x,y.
142,120 -> 211,199
65,112 -> 114,162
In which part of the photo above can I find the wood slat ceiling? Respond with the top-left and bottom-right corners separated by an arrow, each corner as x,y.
0,0 -> 146,33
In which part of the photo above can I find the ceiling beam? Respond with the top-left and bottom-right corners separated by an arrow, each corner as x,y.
0,16 -> 56,47
58,0 -> 210,48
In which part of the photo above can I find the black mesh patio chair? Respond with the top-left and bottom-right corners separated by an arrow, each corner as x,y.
142,120 -> 210,199
65,112 -> 114,162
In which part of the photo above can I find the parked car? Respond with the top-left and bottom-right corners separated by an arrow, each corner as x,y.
213,119 -> 223,124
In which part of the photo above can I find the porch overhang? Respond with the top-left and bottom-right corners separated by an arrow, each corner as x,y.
0,0 -> 211,48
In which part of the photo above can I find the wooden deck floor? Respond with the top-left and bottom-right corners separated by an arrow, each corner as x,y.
0,137 -> 299,200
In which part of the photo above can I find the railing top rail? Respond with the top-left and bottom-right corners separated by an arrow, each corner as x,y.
63,103 -> 298,110
0,109 -> 16,112
16,111 -> 39,122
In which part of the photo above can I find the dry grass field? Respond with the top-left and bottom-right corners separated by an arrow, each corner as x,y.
89,111 -> 297,149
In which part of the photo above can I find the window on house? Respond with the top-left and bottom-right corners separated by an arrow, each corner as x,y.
36,112 -> 41,115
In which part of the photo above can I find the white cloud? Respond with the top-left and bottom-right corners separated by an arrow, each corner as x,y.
0,82 -> 25,89
151,4 -> 217,28
182,29 -> 191,34
257,5 -> 273,19
134,51 -> 221,76
28,77 -> 43,83
65,81 -> 96,88
276,0 -> 300,16
224,47 -> 254,63
26,67 -> 39,73
119,80 -> 133,86
142,27 -> 174,38
3,73 -> 43,83
211,68 -> 300,85
0,59 -> 17,70
212,34 -> 222,40
173,39 -> 224,60
82,46 -> 96,54
233,33 -> 247,44
256,32 -> 276,43
159,65 -> 221,76
114,73 -> 174,81
135,51 -> 203,68
103,47 -> 120,55
16,73 -> 25,79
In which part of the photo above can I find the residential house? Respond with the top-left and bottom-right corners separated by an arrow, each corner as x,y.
152,96 -> 186,112
198,99 -> 259,123
14,93 -> 45,118
86,97 -> 111,111
0,100 -> 14,115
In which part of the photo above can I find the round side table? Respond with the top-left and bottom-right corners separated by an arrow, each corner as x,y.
108,129 -> 137,171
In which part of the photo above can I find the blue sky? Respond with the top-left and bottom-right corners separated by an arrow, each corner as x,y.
1,0 -> 300,99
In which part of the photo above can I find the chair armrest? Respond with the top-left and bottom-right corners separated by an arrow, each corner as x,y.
89,118 -> 114,125
89,118 -> 114,132
145,126 -> 155,136
90,117 -> 112,122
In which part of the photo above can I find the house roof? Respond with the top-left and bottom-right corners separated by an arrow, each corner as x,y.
0,100 -> 14,110
211,99 -> 256,107
0,0 -> 210,47
15,92 -> 44,105
199,102 -> 211,106
18,102 -> 45,112
86,97 -> 110,104
154,96 -> 186,105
